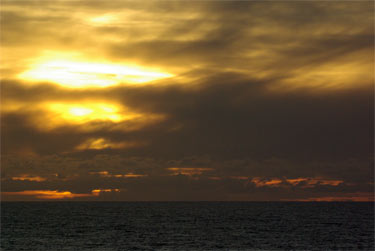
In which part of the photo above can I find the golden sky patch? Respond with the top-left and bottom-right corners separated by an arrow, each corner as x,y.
76,138 -> 144,150
1,98 -> 164,132
24,101 -> 154,131
89,14 -> 120,25
47,102 -> 127,123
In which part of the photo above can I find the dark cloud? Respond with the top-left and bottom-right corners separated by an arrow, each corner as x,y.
2,76 -> 372,160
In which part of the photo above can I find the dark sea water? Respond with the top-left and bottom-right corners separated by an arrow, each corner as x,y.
1,202 -> 374,250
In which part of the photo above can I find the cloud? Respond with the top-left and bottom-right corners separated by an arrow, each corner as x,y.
1,1 -> 373,200
2,76 -> 372,159
1,153 -> 373,201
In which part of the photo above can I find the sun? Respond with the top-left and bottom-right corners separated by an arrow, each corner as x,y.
69,107 -> 93,117
18,53 -> 173,88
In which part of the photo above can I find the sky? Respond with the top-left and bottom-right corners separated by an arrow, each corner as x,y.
1,0 -> 374,201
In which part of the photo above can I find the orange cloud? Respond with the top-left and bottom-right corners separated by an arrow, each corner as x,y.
120,173 -> 146,178
92,188 -> 120,195
286,177 -> 343,187
89,171 -> 110,176
2,190 -> 97,199
251,177 -> 283,187
2,188 -> 122,200
89,171 -> 147,178
286,178 -> 308,185
11,175 -> 46,182
248,177 -> 344,188
292,193 -> 374,202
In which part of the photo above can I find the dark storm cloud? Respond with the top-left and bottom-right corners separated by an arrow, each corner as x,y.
2,75 -> 372,160
1,112 -> 88,154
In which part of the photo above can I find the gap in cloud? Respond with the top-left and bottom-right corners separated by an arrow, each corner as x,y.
76,138 -> 146,150
31,101 -> 146,131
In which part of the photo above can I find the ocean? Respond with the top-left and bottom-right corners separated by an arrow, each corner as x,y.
1,202 -> 374,250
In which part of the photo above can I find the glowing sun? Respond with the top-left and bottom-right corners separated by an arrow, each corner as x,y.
18,56 -> 173,88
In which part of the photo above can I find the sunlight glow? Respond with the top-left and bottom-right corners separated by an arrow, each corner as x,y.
89,14 -> 119,25
47,102 -> 132,124
19,59 -> 173,88
77,138 -> 123,150
69,107 -> 93,117
27,100 -> 164,131
75,138 -> 143,150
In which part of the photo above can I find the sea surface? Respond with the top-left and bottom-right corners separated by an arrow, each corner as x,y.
1,202 -> 374,250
